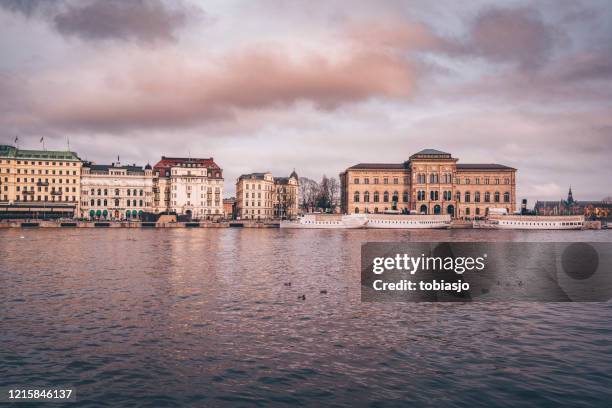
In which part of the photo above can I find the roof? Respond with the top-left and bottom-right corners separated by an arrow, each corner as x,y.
456,164 -> 515,171
153,156 -> 221,173
86,163 -> 146,173
238,172 -> 269,180
274,177 -> 290,184
413,149 -> 450,156
348,163 -> 407,170
0,145 -> 81,161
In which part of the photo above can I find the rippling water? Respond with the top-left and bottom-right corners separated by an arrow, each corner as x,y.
1,229 -> 612,407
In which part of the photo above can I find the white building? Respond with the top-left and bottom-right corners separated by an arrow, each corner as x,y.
153,156 -> 224,220
80,162 -> 154,220
236,171 -> 299,220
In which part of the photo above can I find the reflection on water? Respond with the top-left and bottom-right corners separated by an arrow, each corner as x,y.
1,229 -> 612,407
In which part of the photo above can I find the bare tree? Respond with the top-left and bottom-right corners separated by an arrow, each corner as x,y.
328,177 -> 340,212
299,177 -> 319,213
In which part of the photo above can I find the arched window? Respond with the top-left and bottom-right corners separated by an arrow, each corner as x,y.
104,189 -> 108,196
139,200 -> 143,206
504,192 -> 510,203
115,199 -> 119,207
97,188 -> 101,195
354,207 -> 360,214
485,192 -> 491,202
476,208 -> 480,215
97,199 -> 101,206
383,191 -> 389,202
364,191 -> 370,202
392,191 -> 398,202
140,190 -> 144,196
90,199 -> 94,206
402,191 -> 409,202
494,192 -> 500,202
466,208 -> 471,215
115,188 -> 120,196
133,189 -> 137,196
103,199 -> 107,206
465,192 -> 471,203
374,191 -> 379,202
133,200 -> 137,206
475,191 -> 481,202
126,200 -> 130,207
90,188 -> 94,195
127,189 -> 131,196
456,191 -> 461,202
354,191 -> 360,202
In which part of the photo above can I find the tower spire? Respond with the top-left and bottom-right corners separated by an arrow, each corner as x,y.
567,186 -> 574,204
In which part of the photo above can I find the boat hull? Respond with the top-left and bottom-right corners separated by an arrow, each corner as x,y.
477,215 -> 585,230
280,214 -> 367,229
362,214 -> 451,229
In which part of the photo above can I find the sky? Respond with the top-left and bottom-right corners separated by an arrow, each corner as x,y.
0,0 -> 610,202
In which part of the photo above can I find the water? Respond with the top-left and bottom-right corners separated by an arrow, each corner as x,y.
1,229 -> 612,407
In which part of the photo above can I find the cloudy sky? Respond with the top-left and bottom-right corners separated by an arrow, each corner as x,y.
0,0 -> 610,201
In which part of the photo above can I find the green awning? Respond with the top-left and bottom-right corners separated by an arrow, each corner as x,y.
138,210 -> 144,215
126,210 -> 131,217
132,210 -> 138,216
89,209 -> 95,216
102,210 -> 108,216
96,210 -> 102,216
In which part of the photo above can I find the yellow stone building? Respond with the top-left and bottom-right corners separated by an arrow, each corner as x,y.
340,149 -> 516,219
0,145 -> 83,219
236,171 -> 299,220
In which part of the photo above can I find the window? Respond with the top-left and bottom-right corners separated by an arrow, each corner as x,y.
465,192 -> 471,203
504,192 -> 510,203
485,177 -> 489,184
402,191 -> 409,202
475,191 -> 481,202
494,192 -> 500,202
354,178 -> 360,184
374,191 -> 380,202
383,191 -> 389,202
392,191 -> 398,202
364,191 -> 370,202
393,178 -> 398,184
485,192 -> 491,202
383,178 -> 388,184
364,178 -> 369,185
373,178 -> 379,184
354,191 -> 360,202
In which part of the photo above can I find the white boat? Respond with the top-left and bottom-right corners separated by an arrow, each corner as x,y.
280,214 -> 367,229
475,215 -> 585,230
362,214 -> 451,229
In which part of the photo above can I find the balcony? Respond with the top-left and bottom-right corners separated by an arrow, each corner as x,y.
50,190 -> 63,196
36,181 -> 49,187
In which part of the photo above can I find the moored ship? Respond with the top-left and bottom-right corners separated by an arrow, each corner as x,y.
280,214 -> 367,229
362,214 -> 451,229
474,214 -> 585,230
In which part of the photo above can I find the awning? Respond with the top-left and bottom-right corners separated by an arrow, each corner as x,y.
96,210 -> 102,216
132,210 -> 138,216
89,209 -> 95,216
102,210 -> 108,217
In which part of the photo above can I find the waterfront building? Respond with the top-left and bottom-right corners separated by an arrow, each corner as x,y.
80,161 -> 154,220
340,149 -> 516,219
153,156 -> 224,219
0,145 -> 82,219
236,171 -> 299,220
535,187 -> 612,220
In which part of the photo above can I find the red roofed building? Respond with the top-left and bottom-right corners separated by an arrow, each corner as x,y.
152,156 -> 224,219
